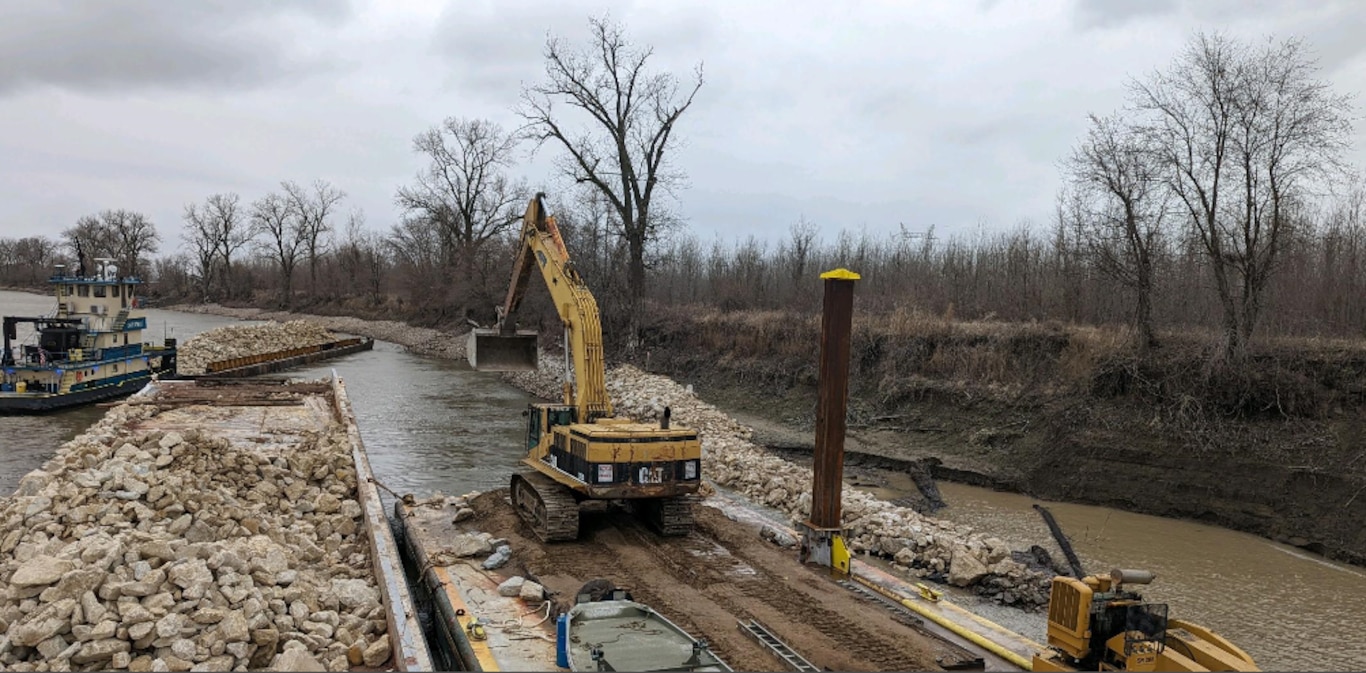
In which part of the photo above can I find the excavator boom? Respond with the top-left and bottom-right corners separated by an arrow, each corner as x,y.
467,193 -> 612,420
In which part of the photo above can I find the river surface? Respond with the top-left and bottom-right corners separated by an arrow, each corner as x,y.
863,472 -> 1366,671
1,290 -> 1358,671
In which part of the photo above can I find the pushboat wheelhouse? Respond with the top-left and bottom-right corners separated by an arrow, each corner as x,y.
0,259 -> 176,412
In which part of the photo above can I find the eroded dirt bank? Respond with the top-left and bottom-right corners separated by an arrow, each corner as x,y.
634,309 -> 1366,567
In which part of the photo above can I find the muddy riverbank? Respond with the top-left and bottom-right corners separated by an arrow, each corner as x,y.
632,309 -> 1366,568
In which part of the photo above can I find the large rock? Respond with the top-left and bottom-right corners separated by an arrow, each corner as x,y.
168,559 -> 213,591
41,568 -> 107,602
448,532 -> 494,557
249,629 -> 279,669
519,580 -> 545,602
70,638 -> 131,665
218,611 -> 249,643
363,638 -> 392,667
497,576 -> 526,597
11,555 -> 74,586
331,578 -> 379,610
948,545 -> 991,587
10,599 -> 78,646
273,649 -> 325,672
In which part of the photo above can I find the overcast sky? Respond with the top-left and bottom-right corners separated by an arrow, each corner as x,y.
2,0 -> 1364,255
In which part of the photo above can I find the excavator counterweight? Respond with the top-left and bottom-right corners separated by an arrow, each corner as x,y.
467,328 -> 539,371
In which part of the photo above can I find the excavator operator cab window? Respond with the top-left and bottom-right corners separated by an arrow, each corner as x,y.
527,407 -> 542,451
546,406 -> 576,428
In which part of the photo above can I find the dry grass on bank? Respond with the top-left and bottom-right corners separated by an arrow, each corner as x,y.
643,305 -> 1366,421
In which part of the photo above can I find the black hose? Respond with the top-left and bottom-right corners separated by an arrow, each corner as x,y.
1034,504 -> 1087,579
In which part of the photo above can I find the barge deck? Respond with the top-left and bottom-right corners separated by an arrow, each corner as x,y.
396,489 -> 954,672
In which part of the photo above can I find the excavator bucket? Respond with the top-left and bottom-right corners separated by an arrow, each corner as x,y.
466,328 -> 539,371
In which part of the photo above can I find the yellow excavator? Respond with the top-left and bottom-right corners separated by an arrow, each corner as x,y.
466,194 -> 703,542
1031,506 -> 1259,672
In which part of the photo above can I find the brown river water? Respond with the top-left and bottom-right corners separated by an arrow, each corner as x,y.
2,290 -> 1360,670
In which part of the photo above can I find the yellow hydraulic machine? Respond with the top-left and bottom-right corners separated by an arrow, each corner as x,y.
467,194 -> 704,542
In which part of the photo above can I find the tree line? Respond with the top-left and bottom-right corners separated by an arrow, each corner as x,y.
1,28 -> 1359,360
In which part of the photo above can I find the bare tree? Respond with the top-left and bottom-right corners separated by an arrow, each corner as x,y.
210,194 -> 250,297
180,205 -> 220,300
395,118 -> 526,280
388,215 -> 444,302
250,190 -> 306,306
1064,114 -> 1169,349
1132,32 -> 1355,360
283,180 -> 345,294
62,215 -> 115,276
63,211 -> 157,278
182,194 -> 250,300
7,237 -> 59,285
786,218 -> 818,284
519,15 -> 704,312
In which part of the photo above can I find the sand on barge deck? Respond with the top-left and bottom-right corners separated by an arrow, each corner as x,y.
397,490 -> 953,672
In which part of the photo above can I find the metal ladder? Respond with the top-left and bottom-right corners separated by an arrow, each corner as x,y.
837,579 -> 925,624
112,308 -> 129,331
737,619 -> 819,672
836,580 -> 986,671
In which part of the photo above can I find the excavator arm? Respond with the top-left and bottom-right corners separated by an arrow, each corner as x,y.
469,194 -> 614,422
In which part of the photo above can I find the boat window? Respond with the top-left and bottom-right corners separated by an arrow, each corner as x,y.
94,285 -> 106,298
112,285 -> 121,298
78,285 -> 89,297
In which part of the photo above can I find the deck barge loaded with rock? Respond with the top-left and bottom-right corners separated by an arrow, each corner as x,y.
0,375 -> 430,672
172,320 -> 374,382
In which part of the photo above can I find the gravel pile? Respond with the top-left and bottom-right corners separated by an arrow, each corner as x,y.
177,321 -> 337,375
168,306 -> 466,361
0,401 -> 391,672
505,356 -> 1051,606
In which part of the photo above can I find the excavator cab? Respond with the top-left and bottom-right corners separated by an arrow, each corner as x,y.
467,328 -> 539,371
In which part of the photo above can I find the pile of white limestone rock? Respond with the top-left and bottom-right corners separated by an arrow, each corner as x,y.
0,404 -> 392,671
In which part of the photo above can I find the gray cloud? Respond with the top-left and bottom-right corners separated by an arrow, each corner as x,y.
1073,0 -> 1178,30
0,1 -> 355,96
1,0 -> 1363,253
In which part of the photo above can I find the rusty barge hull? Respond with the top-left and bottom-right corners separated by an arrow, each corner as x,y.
180,336 -> 375,380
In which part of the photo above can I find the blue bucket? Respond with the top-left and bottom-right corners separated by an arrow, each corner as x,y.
556,613 -> 570,668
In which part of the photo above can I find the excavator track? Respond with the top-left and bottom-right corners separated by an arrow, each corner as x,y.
640,495 -> 696,537
511,470 -> 580,542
